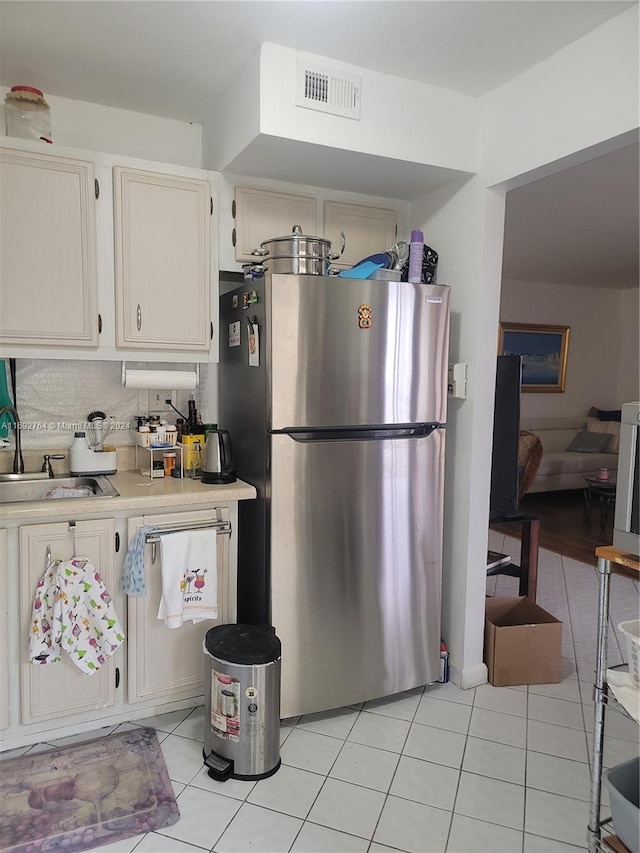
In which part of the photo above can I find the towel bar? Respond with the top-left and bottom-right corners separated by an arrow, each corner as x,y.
145,520 -> 231,543
145,517 -> 231,565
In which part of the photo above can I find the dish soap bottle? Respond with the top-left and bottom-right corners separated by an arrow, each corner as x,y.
69,431 -> 91,476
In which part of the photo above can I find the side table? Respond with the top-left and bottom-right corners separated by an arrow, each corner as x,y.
488,511 -> 540,602
583,475 -> 617,528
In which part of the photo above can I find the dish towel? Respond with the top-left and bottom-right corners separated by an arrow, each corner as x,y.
121,525 -> 158,596
158,529 -> 218,629
29,557 -> 125,674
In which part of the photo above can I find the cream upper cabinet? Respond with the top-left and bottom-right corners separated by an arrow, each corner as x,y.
19,519 -> 118,725
324,200 -> 397,269
114,166 -> 211,351
0,148 -> 98,347
127,509 -> 235,704
0,529 -> 8,731
233,186 -> 317,262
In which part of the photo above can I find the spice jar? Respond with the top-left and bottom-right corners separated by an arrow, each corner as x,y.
4,86 -> 52,143
163,451 -> 177,476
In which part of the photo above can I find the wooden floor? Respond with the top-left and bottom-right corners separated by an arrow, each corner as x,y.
492,488 -> 614,566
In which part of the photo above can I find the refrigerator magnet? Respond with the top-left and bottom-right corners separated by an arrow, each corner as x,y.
247,317 -> 259,367
358,304 -> 373,329
228,321 -> 241,347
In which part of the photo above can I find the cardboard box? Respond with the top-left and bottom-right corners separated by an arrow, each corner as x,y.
484,597 -> 562,686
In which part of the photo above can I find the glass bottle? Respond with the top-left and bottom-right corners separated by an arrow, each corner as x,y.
184,398 -> 197,435
4,86 -> 52,143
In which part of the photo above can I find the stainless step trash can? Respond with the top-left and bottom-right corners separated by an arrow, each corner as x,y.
203,623 -> 281,781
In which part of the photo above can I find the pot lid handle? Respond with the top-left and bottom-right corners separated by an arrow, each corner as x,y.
292,225 -> 303,235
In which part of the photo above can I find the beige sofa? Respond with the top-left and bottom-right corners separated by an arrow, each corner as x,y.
520,416 -> 619,493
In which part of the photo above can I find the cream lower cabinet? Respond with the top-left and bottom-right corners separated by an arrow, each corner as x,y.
19,519 -> 117,725
324,200 -> 397,269
0,529 -> 8,731
0,148 -> 98,347
127,508 -> 234,704
113,166 -> 211,351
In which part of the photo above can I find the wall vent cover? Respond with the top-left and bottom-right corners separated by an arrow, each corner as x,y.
295,59 -> 361,120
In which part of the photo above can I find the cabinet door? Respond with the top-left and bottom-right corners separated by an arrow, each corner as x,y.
234,186 -> 317,262
19,519 -> 117,725
324,200 -> 397,269
114,167 -> 211,351
0,148 -> 98,346
0,529 -> 8,730
127,509 -> 234,704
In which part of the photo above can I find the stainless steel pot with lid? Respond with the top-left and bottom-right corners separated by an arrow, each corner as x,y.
250,225 -> 345,276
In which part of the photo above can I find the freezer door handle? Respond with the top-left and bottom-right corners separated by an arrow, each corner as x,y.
276,423 -> 440,443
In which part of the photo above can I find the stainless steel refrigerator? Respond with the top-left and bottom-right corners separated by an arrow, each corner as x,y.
218,273 -> 450,718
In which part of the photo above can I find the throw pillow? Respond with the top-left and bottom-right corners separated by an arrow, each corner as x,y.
586,417 -> 621,453
566,431 -> 612,453
598,409 -> 622,422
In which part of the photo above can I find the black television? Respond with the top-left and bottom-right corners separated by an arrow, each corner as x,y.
489,355 -> 522,522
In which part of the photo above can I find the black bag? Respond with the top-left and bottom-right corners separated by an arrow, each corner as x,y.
400,244 -> 438,283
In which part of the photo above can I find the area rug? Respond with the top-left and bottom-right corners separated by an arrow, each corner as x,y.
0,726 -> 179,853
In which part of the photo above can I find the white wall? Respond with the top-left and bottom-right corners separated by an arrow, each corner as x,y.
617,288 -> 640,405
205,41 -> 479,178
479,6 -> 639,189
412,177 -> 506,688
500,280 -> 633,419
202,47 -> 262,173
0,88 -> 202,167
411,4 -> 639,688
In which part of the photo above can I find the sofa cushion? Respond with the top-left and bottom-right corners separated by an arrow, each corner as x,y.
534,428 -> 582,453
537,451 -> 618,477
589,407 -> 622,422
586,417 -> 620,453
566,430 -> 612,453
521,416 -> 586,432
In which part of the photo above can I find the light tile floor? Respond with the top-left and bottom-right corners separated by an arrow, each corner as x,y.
3,534 -> 639,853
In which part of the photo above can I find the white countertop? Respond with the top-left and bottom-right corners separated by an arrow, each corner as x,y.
0,471 -> 257,522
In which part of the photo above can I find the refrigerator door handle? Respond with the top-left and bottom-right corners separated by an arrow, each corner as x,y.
277,424 -> 440,443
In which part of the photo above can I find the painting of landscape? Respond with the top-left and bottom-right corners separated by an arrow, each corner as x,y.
498,323 -> 570,392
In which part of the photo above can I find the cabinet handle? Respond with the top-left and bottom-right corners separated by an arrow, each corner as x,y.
115,667 -> 120,689
94,179 -> 100,199
232,227 -> 236,248
231,199 -> 236,218
136,304 -> 142,332
210,196 -> 213,216
98,313 -> 102,334
210,321 -> 214,341
115,531 -> 120,553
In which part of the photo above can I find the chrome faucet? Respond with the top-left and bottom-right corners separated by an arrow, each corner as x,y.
41,454 -> 66,478
0,404 -> 24,473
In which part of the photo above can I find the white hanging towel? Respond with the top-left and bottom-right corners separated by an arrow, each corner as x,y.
158,529 -> 218,628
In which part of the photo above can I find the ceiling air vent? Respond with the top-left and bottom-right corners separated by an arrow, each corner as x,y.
295,60 -> 361,120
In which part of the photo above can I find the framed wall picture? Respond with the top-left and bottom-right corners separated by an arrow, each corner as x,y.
498,322 -> 570,393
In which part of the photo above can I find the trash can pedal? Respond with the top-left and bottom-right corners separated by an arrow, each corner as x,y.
203,749 -> 233,781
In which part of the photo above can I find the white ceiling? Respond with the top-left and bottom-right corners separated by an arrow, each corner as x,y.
0,0 -> 637,289
0,1 -> 634,118
503,142 -> 639,289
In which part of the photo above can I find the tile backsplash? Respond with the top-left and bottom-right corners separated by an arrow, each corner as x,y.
2,359 -> 209,452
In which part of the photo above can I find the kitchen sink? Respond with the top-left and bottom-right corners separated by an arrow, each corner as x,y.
0,474 -> 119,504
